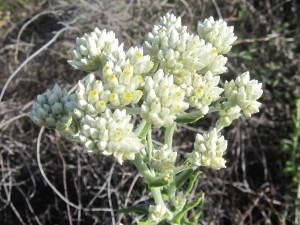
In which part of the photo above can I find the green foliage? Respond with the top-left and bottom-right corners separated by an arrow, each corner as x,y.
281,99 -> 300,224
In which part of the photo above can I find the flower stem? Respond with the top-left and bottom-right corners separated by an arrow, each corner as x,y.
164,123 -> 176,148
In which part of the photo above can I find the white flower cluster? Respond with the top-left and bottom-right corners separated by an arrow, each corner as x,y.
74,74 -> 109,118
30,84 -> 75,131
185,71 -> 223,115
148,204 -> 167,223
141,70 -> 189,128
217,103 -> 241,128
101,47 -> 153,106
224,71 -> 263,117
78,109 -> 144,164
68,28 -> 123,72
151,144 -> 177,177
144,13 -> 228,85
189,129 -> 228,170
197,16 -> 237,54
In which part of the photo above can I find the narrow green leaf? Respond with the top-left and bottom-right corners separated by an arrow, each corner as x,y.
117,206 -> 148,214
175,111 -> 204,124
175,169 -> 194,188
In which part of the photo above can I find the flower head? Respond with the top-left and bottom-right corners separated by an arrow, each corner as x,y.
224,71 -> 263,117
101,47 -> 153,106
68,28 -> 124,72
197,16 -> 237,54
151,144 -> 177,177
144,14 -> 228,85
141,70 -> 189,127
184,71 -> 223,114
30,84 -> 76,131
78,109 -> 144,164
74,74 -> 109,118
188,128 -> 227,169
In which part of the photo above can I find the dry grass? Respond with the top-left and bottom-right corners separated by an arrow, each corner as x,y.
0,0 -> 299,224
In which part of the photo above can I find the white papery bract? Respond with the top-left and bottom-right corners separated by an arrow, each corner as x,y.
74,74 -> 109,118
197,16 -> 237,54
78,109 -> 144,164
148,204 -> 167,223
224,71 -> 263,117
144,14 -> 227,85
68,28 -> 124,72
184,71 -> 223,115
101,47 -> 153,106
141,70 -> 189,128
188,128 -> 227,170
30,84 -> 76,131
217,103 -> 241,128
151,144 -> 177,177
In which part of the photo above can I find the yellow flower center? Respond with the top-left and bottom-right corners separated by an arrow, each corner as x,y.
98,101 -> 106,107
103,66 -> 110,71
137,90 -> 143,96
108,75 -> 115,80
123,70 -> 131,76
195,88 -> 202,93
124,92 -> 133,99
89,90 -> 97,96
135,52 -> 142,57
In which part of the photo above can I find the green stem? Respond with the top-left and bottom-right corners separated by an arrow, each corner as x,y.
147,130 -> 153,162
296,180 -> 300,224
133,153 -> 167,187
151,187 -> 165,206
134,120 -> 147,136
133,153 -> 155,182
164,123 -> 176,148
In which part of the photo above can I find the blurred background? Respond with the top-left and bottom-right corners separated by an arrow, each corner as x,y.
0,0 -> 299,224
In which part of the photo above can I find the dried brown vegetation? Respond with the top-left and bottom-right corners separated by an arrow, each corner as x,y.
0,0 -> 299,224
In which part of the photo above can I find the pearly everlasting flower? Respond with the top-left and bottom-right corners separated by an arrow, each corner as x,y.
148,204 -> 167,223
188,128 -> 227,170
197,17 -> 237,54
144,14 -> 227,85
78,109 -> 144,164
184,71 -> 223,115
224,71 -> 263,117
141,70 -> 189,128
199,54 -> 228,76
151,144 -> 177,177
68,28 -> 124,72
101,47 -> 153,106
74,74 -> 109,118
217,103 -> 241,128
170,191 -> 186,211
30,84 -> 76,131
159,13 -> 183,30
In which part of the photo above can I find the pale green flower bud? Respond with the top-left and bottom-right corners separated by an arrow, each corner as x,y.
148,204 -> 167,223
151,144 -> 177,177
29,84 -> 76,131
189,129 -> 227,170
224,72 -> 263,117
217,103 -> 241,128
197,17 -> 237,54
170,191 -> 186,211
